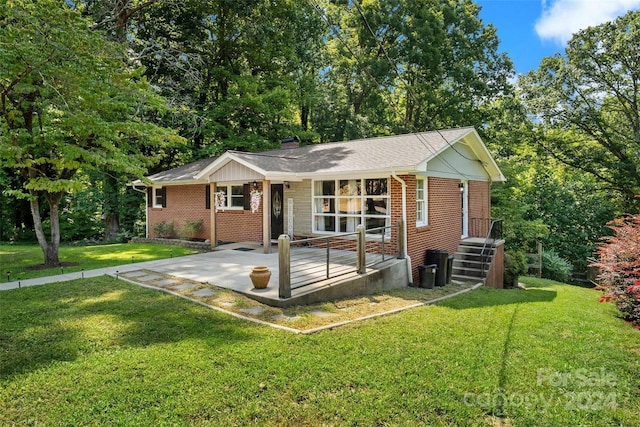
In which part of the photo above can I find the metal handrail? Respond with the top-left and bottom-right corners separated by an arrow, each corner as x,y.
287,224 -> 397,290
480,218 -> 503,278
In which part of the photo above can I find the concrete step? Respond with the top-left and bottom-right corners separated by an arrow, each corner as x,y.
456,245 -> 495,255
451,273 -> 485,284
454,252 -> 494,265
452,257 -> 492,268
452,266 -> 485,277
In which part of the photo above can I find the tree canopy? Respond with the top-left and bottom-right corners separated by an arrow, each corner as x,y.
2,0 -> 637,276
0,0 -> 183,264
520,10 -> 640,209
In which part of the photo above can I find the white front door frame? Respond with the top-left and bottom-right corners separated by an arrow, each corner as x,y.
461,180 -> 469,238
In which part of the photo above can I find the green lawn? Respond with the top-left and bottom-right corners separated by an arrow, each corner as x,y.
1,276 -> 638,426
0,243 -> 197,281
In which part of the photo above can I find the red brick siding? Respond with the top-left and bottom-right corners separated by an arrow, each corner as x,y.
402,176 -> 491,283
148,184 -> 211,240
148,182 -> 265,244
216,195 -> 263,243
214,181 -> 263,243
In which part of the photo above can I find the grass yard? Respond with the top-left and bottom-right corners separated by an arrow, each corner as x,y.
0,243 -> 197,281
1,276 -> 638,426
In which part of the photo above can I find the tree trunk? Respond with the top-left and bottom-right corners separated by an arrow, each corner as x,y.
103,174 -> 120,242
30,192 -> 62,266
301,104 -> 309,131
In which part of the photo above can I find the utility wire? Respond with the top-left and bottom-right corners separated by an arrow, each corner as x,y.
306,0 -> 404,118
350,0 -> 480,164
308,0 -> 483,179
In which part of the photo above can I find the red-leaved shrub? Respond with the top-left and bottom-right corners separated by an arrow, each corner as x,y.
591,214 -> 640,329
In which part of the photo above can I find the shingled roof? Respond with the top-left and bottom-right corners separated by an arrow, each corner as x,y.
142,127 -> 505,185
142,157 -> 217,184
221,127 -> 472,175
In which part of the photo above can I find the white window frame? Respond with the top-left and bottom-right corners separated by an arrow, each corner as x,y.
152,186 -> 165,208
216,183 -> 245,210
416,177 -> 428,226
312,178 -> 391,235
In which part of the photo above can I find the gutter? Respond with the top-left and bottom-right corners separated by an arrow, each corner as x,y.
391,172 -> 413,285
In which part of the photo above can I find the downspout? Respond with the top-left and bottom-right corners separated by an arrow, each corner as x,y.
391,172 -> 413,285
131,185 -> 149,238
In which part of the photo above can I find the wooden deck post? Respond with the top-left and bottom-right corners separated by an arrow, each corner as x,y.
209,182 -> 217,248
356,225 -> 366,274
278,234 -> 291,298
397,219 -> 405,259
262,180 -> 271,254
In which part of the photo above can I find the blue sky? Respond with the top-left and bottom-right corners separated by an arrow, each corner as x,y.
476,0 -> 640,74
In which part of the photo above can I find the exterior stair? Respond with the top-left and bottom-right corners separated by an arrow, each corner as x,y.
451,238 -> 495,284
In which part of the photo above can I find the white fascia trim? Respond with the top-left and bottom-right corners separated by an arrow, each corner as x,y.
300,168 -> 415,180
465,129 -> 506,182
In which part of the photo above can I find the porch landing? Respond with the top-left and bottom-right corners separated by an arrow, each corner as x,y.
123,243 -> 409,308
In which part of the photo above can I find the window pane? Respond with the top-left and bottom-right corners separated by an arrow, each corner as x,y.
339,179 -> 360,196
314,180 -> 335,196
339,216 -> 361,232
416,201 -> 424,222
365,178 -> 387,196
365,197 -> 388,215
337,197 -> 361,214
315,215 -> 335,232
365,217 -> 388,232
314,198 -> 334,213
230,185 -> 244,207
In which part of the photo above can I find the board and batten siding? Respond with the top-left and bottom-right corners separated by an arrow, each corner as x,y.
424,143 -> 490,181
209,161 -> 264,182
283,179 -> 312,237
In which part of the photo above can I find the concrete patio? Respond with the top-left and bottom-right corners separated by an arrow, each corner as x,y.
1,241 -> 408,307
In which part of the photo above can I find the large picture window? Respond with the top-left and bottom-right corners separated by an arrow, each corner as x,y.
313,178 -> 390,234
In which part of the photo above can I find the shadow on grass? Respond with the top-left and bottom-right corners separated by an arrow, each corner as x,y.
0,277 -> 257,380
435,287 -> 557,310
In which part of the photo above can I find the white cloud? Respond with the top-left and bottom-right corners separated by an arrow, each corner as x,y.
535,0 -> 640,45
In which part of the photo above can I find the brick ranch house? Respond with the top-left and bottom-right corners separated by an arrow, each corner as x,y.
138,127 -> 506,286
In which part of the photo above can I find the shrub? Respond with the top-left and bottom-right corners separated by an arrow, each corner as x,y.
180,219 -> 204,240
504,250 -> 527,288
541,250 -> 573,283
591,214 -> 640,329
152,221 -> 177,239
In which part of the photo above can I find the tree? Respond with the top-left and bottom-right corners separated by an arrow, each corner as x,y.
592,214 -> 640,329
483,95 -> 616,272
311,0 -> 513,142
519,10 -> 640,210
0,0 -> 182,265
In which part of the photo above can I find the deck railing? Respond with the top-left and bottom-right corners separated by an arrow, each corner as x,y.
480,218 -> 504,278
278,220 -> 405,299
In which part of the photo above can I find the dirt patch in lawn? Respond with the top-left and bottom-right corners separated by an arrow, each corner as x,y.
118,269 -> 479,333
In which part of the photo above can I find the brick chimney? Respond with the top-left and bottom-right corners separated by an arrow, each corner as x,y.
280,136 -> 299,149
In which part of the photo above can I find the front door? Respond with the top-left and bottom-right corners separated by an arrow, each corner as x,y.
271,184 -> 284,240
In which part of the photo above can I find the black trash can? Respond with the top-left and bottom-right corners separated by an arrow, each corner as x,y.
418,264 -> 437,289
425,249 -> 449,286
447,254 -> 454,284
